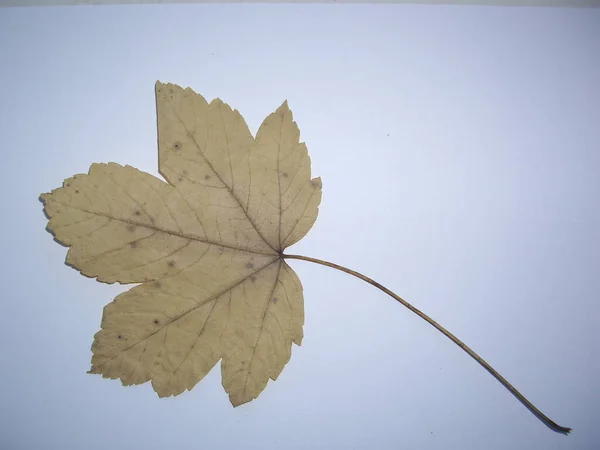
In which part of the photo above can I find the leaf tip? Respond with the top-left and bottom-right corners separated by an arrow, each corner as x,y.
279,99 -> 290,112
230,395 -> 252,408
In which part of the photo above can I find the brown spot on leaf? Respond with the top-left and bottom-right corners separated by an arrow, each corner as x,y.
282,172 -> 288,178
154,281 -> 162,288
130,241 -> 137,248
272,297 -> 278,304
134,210 -> 141,216
75,190 -> 79,194
153,319 -> 160,325
178,176 -> 183,182
246,263 -> 254,269
127,224 -> 135,232
204,175 -> 210,180
173,142 -> 181,151
169,88 -> 174,94
167,260 -> 175,268
250,276 -> 256,282
182,169 -> 188,176
117,335 -> 123,340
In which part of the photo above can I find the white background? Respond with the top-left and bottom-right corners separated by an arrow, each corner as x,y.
1,4 -> 598,449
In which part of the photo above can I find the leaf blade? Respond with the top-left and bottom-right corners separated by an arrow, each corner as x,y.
43,82 -> 321,404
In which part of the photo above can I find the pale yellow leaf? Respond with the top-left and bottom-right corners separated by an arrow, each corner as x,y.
41,81 -> 322,406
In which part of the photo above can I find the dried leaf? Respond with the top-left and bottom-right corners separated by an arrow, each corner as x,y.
41,82 -> 322,406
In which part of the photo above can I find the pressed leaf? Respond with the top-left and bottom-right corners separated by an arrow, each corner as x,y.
41,81 -> 571,434
41,82 -> 322,406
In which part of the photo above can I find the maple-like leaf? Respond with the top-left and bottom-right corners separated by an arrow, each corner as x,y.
40,82 -> 322,406
41,81 -> 571,435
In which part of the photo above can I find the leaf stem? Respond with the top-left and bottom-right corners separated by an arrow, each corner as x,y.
284,253 -> 571,435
